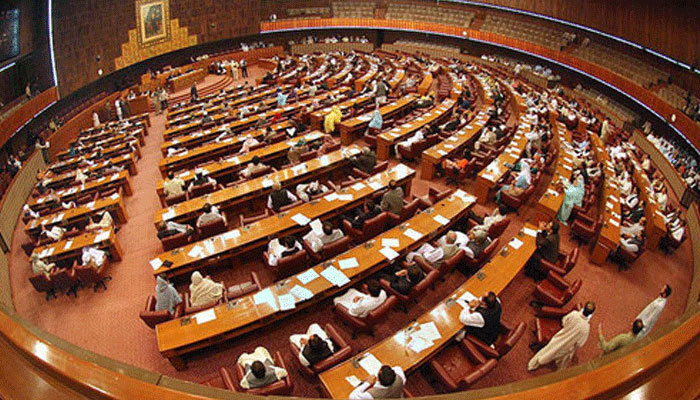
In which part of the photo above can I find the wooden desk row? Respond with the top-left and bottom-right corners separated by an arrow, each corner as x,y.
167,69 -> 206,92
155,131 -> 327,205
161,87 -> 350,156
309,93 -> 375,128
150,163 -> 415,279
31,228 -> 123,265
79,113 -> 150,137
48,139 -> 140,175
589,132 -> 622,265
76,120 -> 147,146
319,222 -> 538,398
354,57 -> 378,92
626,150 -> 667,249
165,83 -> 260,119
339,94 -> 417,145
29,170 -> 133,211
57,129 -> 144,162
473,116 -> 533,204
155,189 -> 476,370
25,193 -> 127,237
377,98 -> 456,160
534,119 -> 574,223
40,152 -> 138,191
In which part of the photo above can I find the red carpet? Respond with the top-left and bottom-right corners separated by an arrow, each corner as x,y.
7,68 -> 693,397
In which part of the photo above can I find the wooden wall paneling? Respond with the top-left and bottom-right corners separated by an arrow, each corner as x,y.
0,153 -> 43,249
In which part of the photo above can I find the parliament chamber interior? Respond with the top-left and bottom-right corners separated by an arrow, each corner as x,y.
2,0 -> 700,399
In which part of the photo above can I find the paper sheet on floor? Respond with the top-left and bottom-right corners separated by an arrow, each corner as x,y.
149,258 -> 162,270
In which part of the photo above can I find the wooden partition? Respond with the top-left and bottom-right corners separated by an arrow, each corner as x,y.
0,153 -> 44,250
632,130 -> 687,200
0,87 -> 58,148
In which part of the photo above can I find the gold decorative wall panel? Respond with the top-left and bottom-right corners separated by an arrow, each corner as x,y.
114,18 -> 198,70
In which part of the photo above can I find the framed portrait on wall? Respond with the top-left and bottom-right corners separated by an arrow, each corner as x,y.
136,0 -> 171,47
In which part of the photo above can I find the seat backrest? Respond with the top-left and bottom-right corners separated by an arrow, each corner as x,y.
565,279 -> 583,301
366,295 -> 398,324
139,295 -> 173,329
320,236 -> 352,260
247,165 -> 273,179
372,161 -> 388,174
50,268 -> 72,291
161,231 -> 190,251
566,247 -> 580,272
400,198 -> 421,222
165,192 -> 187,206
190,182 -> 216,198
363,212 -> 389,240
198,218 -> 227,238
276,249 -> 309,277
487,218 -> 510,238
29,274 -> 52,292
299,150 -> 318,162
73,264 -> 99,286
497,321 -> 526,356
478,238 -> 500,263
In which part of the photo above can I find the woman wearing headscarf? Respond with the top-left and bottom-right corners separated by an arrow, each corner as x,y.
557,172 -> 585,224
324,106 -> 342,134
368,108 -> 382,131
155,275 -> 182,315
189,271 -> 224,307
496,159 -> 532,202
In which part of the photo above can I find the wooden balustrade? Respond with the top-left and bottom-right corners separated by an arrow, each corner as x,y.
0,87 -> 58,148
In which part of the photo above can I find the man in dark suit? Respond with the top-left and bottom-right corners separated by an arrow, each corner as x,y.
459,291 -> 502,345
351,147 -> 377,174
526,220 -> 560,280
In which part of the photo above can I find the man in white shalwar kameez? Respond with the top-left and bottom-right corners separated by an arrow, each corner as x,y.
528,301 -> 596,371
635,285 -> 671,340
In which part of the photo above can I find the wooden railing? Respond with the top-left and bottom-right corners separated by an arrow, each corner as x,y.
0,87 -> 58,148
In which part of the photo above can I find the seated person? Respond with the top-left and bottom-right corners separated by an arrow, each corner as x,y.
457,291 -> 502,345
237,346 -> 288,389
163,172 -> 185,198
318,134 -> 339,155
31,253 -> 56,277
41,224 -> 67,242
75,169 -> 89,185
166,145 -> 188,157
196,203 -> 226,228
495,160 -> 532,203
81,246 -> 107,269
188,170 -> 217,193
620,232 -> 644,254
267,236 -> 302,266
346,199 -> 383,230
154,275 -> 182,315
622,200 -> 646,223
157,220 -> 194,239
289,323 -> 335,367
470,205 -> 508,232
240,156 -> 268,178
86,211 -> 114,231
414,93 -> 435,109
621,217 -> 646,237
333,279 -> 387,318
287,138 -> 309,165
463,229 -> 491,260
349,364 -> 406,399
396,127 -> 425,151
380,180 -> 404,215
268,182 -> 299,212
23,204 -> 39,220
441,149 -> 472,175
474,126 -> 497,151
386,263 -> 425,296
201,111 -> 213,124
189,271 -> 224,307
406,231 -> 459,266
239,135 -> 261,153
304,221 -> 345,252
295,180 -> 329,201
350,147 -> 377,174
261,126 -> 277,142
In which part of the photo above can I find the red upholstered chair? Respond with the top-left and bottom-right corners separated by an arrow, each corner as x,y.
533,271 -> 582,308
183,284 -> 227,315
139,295 -> 184,329
570,214 -> 602,243
429,340 -> 498,392
427,187 -> 453,206
487,218 -> 510,239
342,212 -> 390,243
99,186 -> 122,199
50,267 -> 79,298
532,304 -> 582,348
299,149 -> 318,162
197,217 -> 227,238
288,323 -> 353,378
189,182 -> 221,198
416,248 -> 465,281
351,160 -> 389,179
303,235 -> 352,263
227,272 -> 263,300
539,247 -> 579,276
463,238 -> 500,272
239,209 -> 271,226
500,185 -> 535,214
333,287 -> 398,338
247,142 -> 266,152
263,248 -> 309,278
380,260 -> 439,312
75,192 -> 98,206
611,244 -> 644,270
165,192 -> 188,206
386,198 -> 422,226
222,350 -> 293,396
160,231 -> 192,251
239,165 -> 274,181
29,273 -> 57,301
73,262 -> 111,292
465,320 -> 527,359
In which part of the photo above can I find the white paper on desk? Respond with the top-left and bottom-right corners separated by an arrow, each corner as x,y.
290,285 -> 314,301
61,240 -> 73,251
162,209 -> 176,221
563,164 -> 573,171
203,240 -> 215,254
223,229 -> 241,240
320,155 -> 330,166
278,294 -> 296,311
403,228 -> 422,241
453,189 -> 474,203
437,150 -> 447,156
309,219 -> 323,236
609,219 -> 620,227
253,288 -> 279,311
292,164 -> 307,175
482,173 -> 494,182
261,179 -> 274,188
187,245 -> 203,258
359,353 -> 383,376
337,194 -> 353,201
351,182 -> 366,191
457,291 -> 478,308
291,213 -> 311,226
433,215 -> 450,226
149,258 -> 162,270
94,231 -> 110,243
402,123 -> 412,128
345,375 -> 362,388
324,193 -> 339,202
448,136 -> 458,142
321,266 -> 350,287
417,322 -> 442,342
547,188 -> 559,197
382,238 -> 400,248
407,336 -> 433,353
84,201 -> 96,209
379,247 -> 400,261
297,269 -> 320,285
368,181 -> 383,191
509,237 -> 523,250
523,227 -> 537,237
111,173 -> 119,181
194,309 -> 217,324
338,257 -> 359,270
